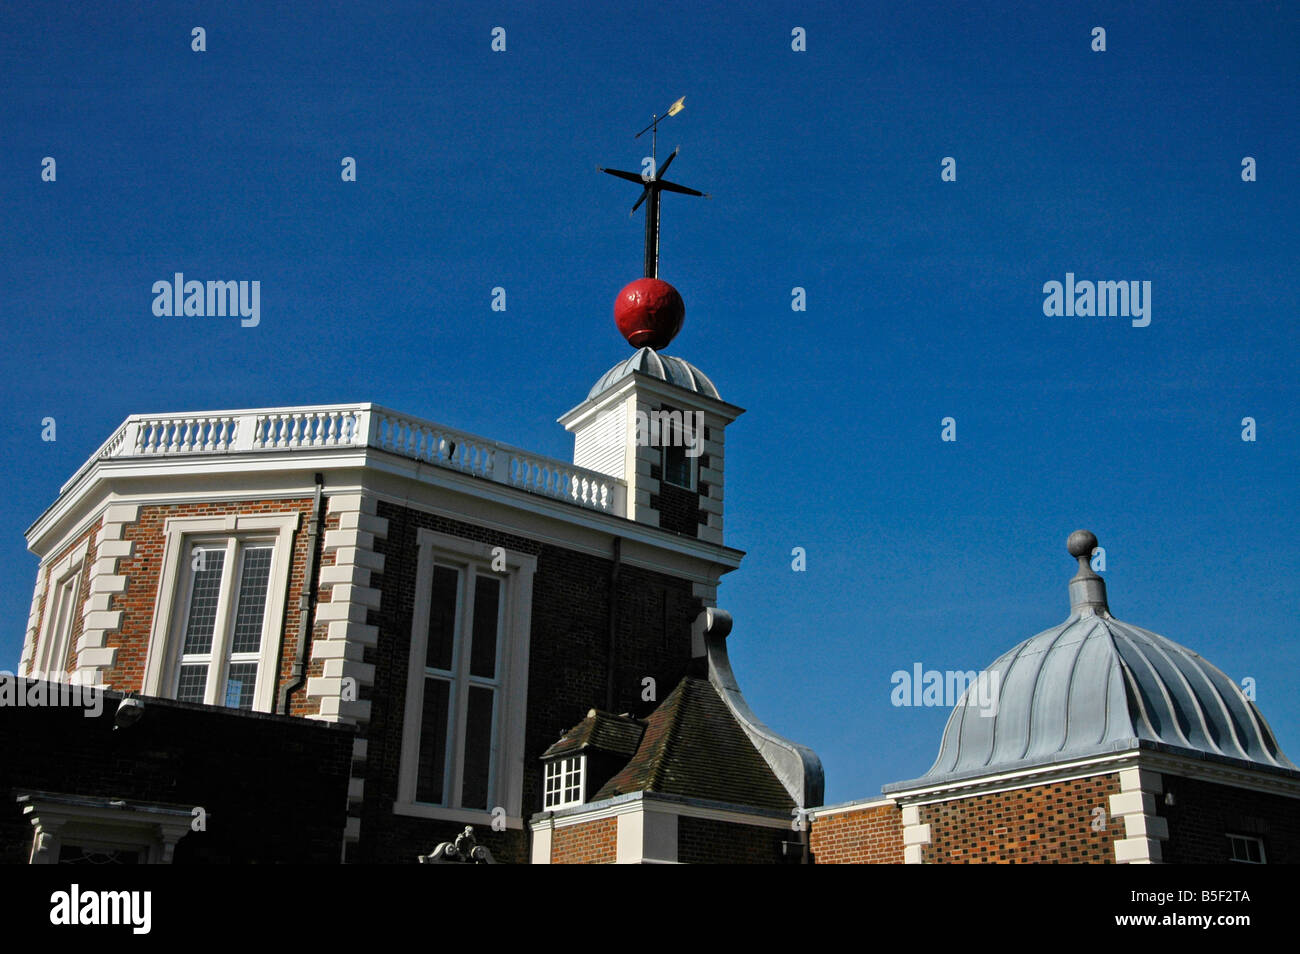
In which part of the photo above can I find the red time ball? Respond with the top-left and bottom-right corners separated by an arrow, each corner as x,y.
614,278 -> 685,351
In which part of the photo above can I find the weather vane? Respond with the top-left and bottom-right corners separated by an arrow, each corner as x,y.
599,96 -> 710,279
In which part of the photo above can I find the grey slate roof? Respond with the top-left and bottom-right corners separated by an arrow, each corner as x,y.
891,612 -> 1296,791
588,348 -> 721,401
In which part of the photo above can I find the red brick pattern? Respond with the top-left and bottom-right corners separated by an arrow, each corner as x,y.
550,818 -> 617,864
921,773 -> 1125,863
810,802 -> 904,864
106,499 -> 319,713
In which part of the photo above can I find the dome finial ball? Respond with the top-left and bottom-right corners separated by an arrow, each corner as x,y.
614,278 -> 685,351
1067,530 -> 1099,559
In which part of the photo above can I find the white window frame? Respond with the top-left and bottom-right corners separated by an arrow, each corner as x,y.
543,755 -> 586,810
34,540 -> 89,680
1227,833 -> 1266,864
396,528 -> 535,829
142,513 -> 299,713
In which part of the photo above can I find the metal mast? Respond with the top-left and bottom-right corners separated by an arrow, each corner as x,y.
598,97 -> 710,278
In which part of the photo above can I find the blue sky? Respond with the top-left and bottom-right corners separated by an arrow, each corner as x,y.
1,1 -> 1296,803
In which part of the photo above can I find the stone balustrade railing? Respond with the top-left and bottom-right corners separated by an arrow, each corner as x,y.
71,404 -> 625,517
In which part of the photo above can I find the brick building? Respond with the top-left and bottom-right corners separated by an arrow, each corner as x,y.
807,530 -> 1300,864
11,277 -> 827,862
9,283 -> 1294,863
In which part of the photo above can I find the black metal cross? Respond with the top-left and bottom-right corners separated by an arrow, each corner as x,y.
599,104 -> 710,279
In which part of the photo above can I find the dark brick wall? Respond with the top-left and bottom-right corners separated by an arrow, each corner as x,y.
653,483 -> 703,537
0,680 -> 353,864
349,501 -> 704,864
676,816 -> 789,864
921,773 -> 1125,863
1159,774 -> 1300,863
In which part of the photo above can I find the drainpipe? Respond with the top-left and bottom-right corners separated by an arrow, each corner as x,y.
605,537 -> 621,712
278,473 -> 325,714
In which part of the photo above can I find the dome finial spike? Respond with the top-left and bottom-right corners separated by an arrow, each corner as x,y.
1066,529 -> 1110,617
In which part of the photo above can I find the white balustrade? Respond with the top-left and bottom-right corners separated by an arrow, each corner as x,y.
79,404 -> 626,517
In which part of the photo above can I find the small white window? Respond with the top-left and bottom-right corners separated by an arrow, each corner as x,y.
543,756 -> 586,809
1227,833 -> 1265,863
656,406 -> 697,491
662,443 -> 695,491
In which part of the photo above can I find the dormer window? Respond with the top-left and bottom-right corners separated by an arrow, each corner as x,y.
539,709 -> 645,812
543,756 -> 585,810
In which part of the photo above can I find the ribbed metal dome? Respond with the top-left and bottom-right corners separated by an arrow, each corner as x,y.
920,614 -> 1295,783
891,531 -> 1296,789
588,348 -> 720,401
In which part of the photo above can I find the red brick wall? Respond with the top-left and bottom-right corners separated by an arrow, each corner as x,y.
1159,774 -> 1300,863
107,498 -> 319,713
289,508 -> 339,717
26,519 -> 102,676
550,818 -> 617,864
921,773 -> 1125,863
810,802 -> 903,864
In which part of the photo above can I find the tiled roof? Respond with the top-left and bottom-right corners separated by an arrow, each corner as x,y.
592,677 -> 795,811
542,709 -> 644,760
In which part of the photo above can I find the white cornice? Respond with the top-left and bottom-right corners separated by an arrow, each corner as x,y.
28,454 -> 743,596
808,796 -> 898,820
1137,751 -> 1300,800
558,372 -> 745,429
530,791 -> 790,831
